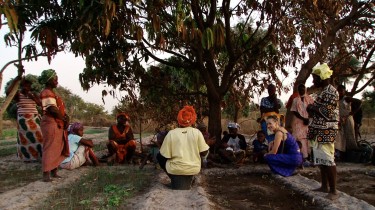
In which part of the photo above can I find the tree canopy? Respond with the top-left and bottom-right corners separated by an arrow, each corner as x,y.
1,0 -> 374,139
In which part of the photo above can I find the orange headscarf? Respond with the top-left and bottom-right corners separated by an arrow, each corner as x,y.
177,106 -> 197,127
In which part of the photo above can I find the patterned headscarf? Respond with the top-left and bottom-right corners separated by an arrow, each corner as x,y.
177,105 -> 197,127
312,63 -> 333,80
68,122 -> 83,135
227,122 -> 240,130
38,69 -> 57,84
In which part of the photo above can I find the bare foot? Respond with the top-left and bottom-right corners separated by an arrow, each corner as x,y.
312,187 -> 329,193
326,192 -> 339,200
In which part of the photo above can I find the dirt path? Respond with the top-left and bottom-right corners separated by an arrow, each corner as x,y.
0,132 -> 375,210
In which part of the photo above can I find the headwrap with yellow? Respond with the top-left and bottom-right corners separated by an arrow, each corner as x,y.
38,69 -> 57,84
312,63 -> 333,80
177,105 -> 197,127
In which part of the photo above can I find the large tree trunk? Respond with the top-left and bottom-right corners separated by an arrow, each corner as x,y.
206,89 -> 223,154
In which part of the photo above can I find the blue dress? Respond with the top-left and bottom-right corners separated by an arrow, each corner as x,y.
264,133 -> 303,177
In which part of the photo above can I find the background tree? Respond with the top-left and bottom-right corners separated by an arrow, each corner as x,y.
0,0 -> 65,135
41,0 -> 300,140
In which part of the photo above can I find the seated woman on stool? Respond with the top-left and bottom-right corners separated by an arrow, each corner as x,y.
157,105 -> 209,189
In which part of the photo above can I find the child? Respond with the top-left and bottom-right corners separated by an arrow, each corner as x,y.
252,130 -> 268,163
60,122 -> 100,170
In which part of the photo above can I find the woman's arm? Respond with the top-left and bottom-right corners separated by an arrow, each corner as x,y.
28,92 -> 42,106
79,138 -> 94,147
45,106 -> 64,120
268,131 -> 283,154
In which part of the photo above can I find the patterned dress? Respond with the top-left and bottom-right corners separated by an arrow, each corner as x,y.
264,132 -> 303,177
16,93 -> 43,161
307,84 -> 339,166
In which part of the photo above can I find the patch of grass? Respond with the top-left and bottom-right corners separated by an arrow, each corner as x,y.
134,133 -> 153,139
0,141 -> 16,146
0,146 -> 17,157
37,167 -> 154,209
84,128 -> 107,135
0,165 -> 41,192
1,129 -> 17,139
93,142 -> 107,152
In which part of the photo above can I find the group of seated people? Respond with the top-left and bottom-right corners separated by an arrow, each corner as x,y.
59,105 -> 303,182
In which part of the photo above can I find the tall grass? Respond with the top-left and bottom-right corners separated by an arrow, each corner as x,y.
37,167 -> 153,209
1,129 -> 17,139
84,128 -> 107,135
0,147 -> 17,157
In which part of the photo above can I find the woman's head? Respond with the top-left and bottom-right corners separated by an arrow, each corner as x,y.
227,122 -> 239,134
38,69 -> 58,87
312,63 -> 332,88
69,122 -> 84,136
266,115 -> 280,132
297,84 -> 306,96
177,105 -> 197,127
267,84 -> 276,96
116,113 -> 129,125
20,79 -> 33,92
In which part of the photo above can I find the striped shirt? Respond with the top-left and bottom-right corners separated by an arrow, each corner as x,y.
17,93 -> 38,115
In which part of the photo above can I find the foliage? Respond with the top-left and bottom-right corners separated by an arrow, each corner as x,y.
362,82 -> 375,117
136,56 -> 208,126
1,128 -> 17,139
0,146 -> 16,157
1,0 -> 374,140
36,167 -> 153,209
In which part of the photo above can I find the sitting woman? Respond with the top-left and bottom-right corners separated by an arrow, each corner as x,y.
217,122 -> 247,165
60,122 -> 100,170
106,113 -> 137,164
264,115 -> 302,177
157,106 -> 209,189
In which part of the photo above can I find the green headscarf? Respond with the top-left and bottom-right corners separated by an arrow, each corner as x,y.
38,69 -> 57,84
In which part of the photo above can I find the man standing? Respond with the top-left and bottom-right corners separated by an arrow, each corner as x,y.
260,84 -> 283,143
307,63 -> 339,200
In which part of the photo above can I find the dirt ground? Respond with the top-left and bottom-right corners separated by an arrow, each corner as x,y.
0,130 -> 375,210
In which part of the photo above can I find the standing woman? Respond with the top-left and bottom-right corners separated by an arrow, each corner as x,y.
38,69 -> 70,182
307,63 -> 339,200
8,77 -> 43,162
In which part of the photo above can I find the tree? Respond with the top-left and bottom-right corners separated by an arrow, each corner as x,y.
283,1 -> 375,125
3,1 -> 373,141
40,0 -> 301,140
0,0 -> 65,135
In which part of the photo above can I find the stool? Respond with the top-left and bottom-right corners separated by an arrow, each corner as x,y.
170,175 -> 193,190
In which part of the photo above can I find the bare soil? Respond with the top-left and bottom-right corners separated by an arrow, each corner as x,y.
0,130 -> 375,210
205,172 -> 320,210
